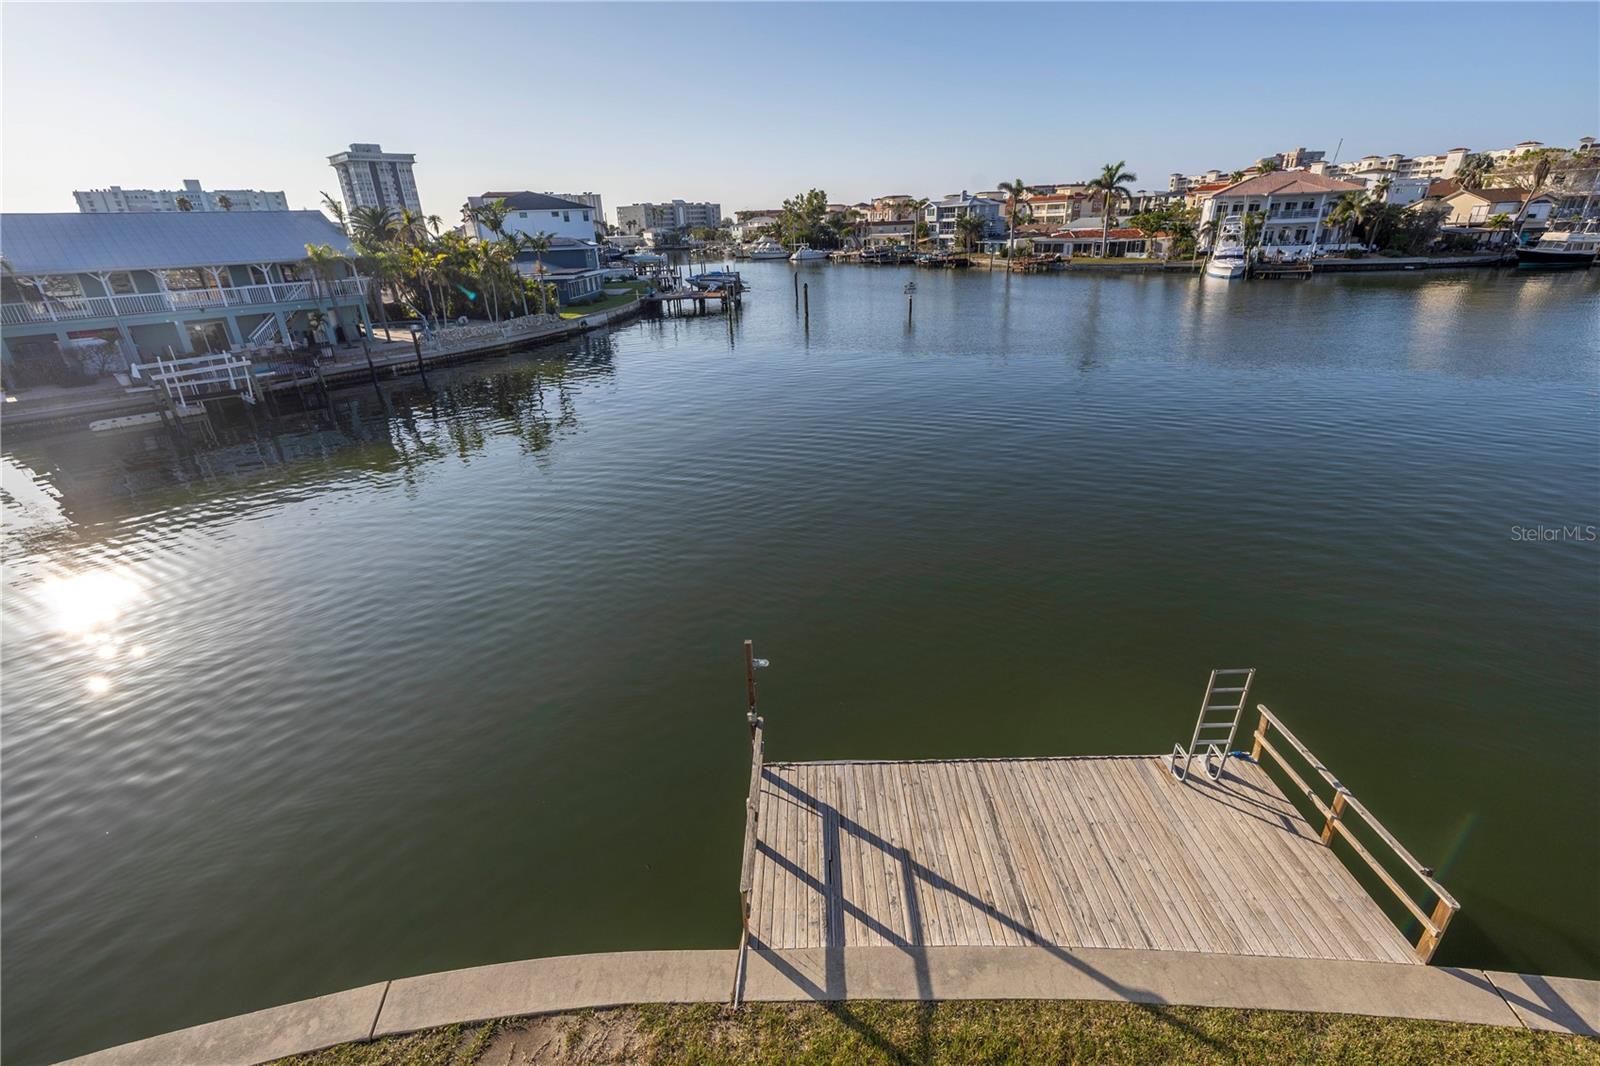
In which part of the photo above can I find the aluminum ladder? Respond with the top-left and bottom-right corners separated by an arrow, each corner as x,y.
1168,668 -> 1256,783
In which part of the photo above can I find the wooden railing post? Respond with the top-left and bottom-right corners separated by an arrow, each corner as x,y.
1416,897 -> 1456,963
1321,788 -> 1348,845
1250,709 -> 1268,761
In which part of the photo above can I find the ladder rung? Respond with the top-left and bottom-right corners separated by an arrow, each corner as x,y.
1212,669 -> 1253,675
1209,687 -> 1247,694
1204,705 -> 1242,713
1198,722 -> 1236,731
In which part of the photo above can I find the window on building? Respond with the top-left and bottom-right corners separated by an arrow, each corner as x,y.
582,211 -> 590,221
563,211 -> 570,222
551,211 -> 560,218
519,212 -> 528,219
107,272 -> 137,295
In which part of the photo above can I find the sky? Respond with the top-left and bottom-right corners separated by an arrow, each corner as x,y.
3,2 -> 1597,222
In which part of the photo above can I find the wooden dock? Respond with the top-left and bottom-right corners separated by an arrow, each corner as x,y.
732,643 -> 1459,1001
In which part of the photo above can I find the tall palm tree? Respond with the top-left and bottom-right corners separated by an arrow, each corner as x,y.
1227,170 -> 1246,184
997,177 -> 1029,259
1256,158 -> 1281,174
1087,162 -> 1137,259
955,212 -> 986,252
301,243 -> 348,345
1321,192 -> 1358,251
1358,196 -> 1390,250
321,192 -> 349,236
1510,154 -> 1555,238
1484,212 -> 1513,248
903,198 -> 929,249
1198,218 -> 1221,253
520,232 -> 554,314
1372,175 -> 1393,203
351,206 -> 400,248
216,194 -> 234,212
175,196 -> 194,213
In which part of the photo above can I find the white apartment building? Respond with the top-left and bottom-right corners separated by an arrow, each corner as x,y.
328,143 -> 422,217
615,200 -> 722,235
74,179 -> 288,214
463,192 -> 599,243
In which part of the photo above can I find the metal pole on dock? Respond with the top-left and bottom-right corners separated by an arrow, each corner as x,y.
803,283 -> 809,331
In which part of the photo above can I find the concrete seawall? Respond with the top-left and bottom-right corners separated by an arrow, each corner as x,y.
59,946 -> 1599,1065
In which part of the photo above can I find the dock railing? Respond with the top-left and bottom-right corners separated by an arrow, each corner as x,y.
1249,704 -> 1460,963
733,639 -> 765,1005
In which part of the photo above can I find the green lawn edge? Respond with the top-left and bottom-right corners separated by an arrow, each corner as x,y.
273,999 -> 1598,1066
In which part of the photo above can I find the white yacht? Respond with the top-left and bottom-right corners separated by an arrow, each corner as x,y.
1205,217 -> 1247,279
789,245 -> 830,261
745,238 -> 789,260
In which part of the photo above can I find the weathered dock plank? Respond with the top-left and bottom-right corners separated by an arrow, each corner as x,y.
748,756 -> 1418,965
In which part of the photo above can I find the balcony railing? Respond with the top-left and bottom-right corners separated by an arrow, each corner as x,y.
2,278 -> 367,326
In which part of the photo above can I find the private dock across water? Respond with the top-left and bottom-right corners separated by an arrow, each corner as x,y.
732,643 -> 1460,1001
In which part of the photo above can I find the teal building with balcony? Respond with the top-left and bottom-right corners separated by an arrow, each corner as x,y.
1,211 -> 369,387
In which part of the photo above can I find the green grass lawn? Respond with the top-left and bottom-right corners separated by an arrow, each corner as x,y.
274,1001 -> 1597,1066
559,292 -> 640,320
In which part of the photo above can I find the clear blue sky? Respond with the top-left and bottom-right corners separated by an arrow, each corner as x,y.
3,2 -> 1596,220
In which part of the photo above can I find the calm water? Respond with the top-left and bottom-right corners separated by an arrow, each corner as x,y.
3,263 -> 1597,1062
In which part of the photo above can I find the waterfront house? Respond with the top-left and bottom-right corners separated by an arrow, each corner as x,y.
925,192 -> 1004,247
1197,172 -> 1368,255
731,216 -> 779,241
1,211 -> 367,388
516,237 -> 607,305
1437,187 -> 1553,229
464,192 -> 599,243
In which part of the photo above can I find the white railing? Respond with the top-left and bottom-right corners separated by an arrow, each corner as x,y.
1,277 -> 368,325
131,352 -> 260,406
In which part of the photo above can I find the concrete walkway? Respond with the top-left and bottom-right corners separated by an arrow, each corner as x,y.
60,946 -> 1598,1065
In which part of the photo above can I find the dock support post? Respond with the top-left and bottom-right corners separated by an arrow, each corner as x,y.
803,284 -> 809,332
1250,709 -> 1267,761
793,272 -> 799,312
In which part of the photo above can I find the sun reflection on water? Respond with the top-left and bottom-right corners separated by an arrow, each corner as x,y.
40,570 -> 143,635
37,569 -> 147,697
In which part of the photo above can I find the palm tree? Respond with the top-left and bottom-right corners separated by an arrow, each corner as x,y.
301,243 -> 350,345
1453,153 -> 1495,191
998,178 -> 1029,259
175,196 -> 194,213
1372,175 -> 1393,203
1087,161 -> 1137,259
351,206 -> 400,248
954,212 -> 986,252
1198,217 -> 1221,253
216,194 -> 234,212
1484,212 -> 1513,248
1358,196 -> 1390,250
1228,170 -> 1246,184
321,192 -> 349,236
1257,158 -> 1282,174
1510,154 -> 1555,238
511,232 -> 555,314
1323,192 -> 1366,249
903,198 -> 929,249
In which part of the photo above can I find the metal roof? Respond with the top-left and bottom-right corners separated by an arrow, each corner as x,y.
473,192 -> 593,211
0,211 -> 352,275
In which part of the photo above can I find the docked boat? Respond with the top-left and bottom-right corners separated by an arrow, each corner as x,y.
745,238 -> 789,261
1205,217 -> 1247,279
1515,221 -> 1598,270
789,245 -> 830,261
